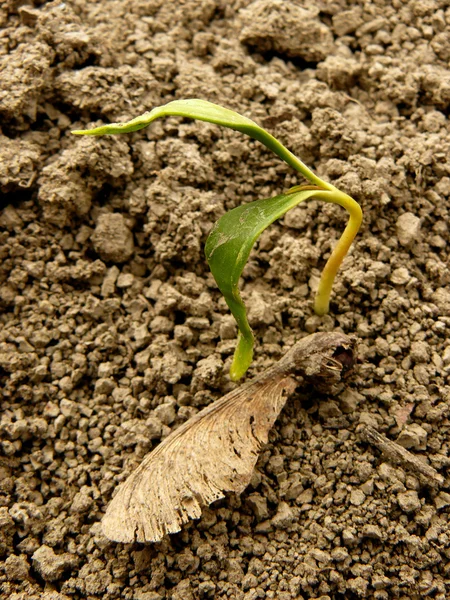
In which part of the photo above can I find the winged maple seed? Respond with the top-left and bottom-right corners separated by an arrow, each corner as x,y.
102,332 -> 356,543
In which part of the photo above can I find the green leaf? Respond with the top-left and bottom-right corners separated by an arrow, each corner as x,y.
205,188 -> 321,381
72,98 -> 327,189
72,99 -> 256,136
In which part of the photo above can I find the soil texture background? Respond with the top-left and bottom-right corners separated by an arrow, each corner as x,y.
1,0 -> 450,598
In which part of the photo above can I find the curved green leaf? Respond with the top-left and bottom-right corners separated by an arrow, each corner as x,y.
72,98 -> 327,189
73,99 -> 256,135
205,188 -> 321,381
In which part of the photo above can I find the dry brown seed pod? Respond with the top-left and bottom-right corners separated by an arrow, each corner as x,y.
102,332 -> 355,543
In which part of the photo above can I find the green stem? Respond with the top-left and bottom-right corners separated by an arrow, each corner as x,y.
246,128 -> 333,191
230,332 -> 254,381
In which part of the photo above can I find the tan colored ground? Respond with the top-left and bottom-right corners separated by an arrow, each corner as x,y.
1,0 -> 450,598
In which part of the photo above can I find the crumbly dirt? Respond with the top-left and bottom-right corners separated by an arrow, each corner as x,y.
1,0 -> 450,598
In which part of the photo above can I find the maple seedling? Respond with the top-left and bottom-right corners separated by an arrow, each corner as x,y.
73,99 -> 362,381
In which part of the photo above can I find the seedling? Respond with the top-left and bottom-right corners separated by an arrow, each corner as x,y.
73,100 -> 362,380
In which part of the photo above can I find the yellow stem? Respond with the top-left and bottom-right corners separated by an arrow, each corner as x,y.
313,189 -> 363,315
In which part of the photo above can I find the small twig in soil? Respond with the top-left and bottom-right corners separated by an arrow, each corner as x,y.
101,332 -> 356,544
360,425 -> 444,487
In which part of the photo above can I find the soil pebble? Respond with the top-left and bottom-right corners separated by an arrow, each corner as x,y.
240,0 -> 334,62
91,213 -> 134,263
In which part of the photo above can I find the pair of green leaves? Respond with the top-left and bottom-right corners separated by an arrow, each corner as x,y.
73,99 -> 362,380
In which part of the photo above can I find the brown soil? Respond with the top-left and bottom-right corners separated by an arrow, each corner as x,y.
1,0 -> 450,599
